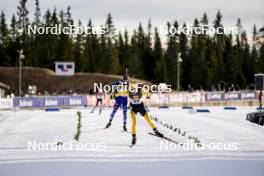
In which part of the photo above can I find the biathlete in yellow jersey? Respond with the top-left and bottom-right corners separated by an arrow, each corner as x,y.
129,83 -> 163,146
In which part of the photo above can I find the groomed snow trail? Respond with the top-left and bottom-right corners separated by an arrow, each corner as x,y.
0,107 -> 263,176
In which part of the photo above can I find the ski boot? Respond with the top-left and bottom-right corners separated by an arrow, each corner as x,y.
123,122 -> 127,132
154,128 -> 164,138
132,134 -> 137,145
105,120 -> 112,128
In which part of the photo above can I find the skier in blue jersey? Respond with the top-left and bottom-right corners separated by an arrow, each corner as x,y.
105,70 -> 129,131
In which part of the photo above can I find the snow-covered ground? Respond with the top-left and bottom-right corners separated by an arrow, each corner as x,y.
0,106 -> 263,176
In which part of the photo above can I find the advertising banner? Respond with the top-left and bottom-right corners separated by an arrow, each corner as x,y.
13,98 -> 38,108
224,92 -> 241,101
13,96 -> 87,108
55,62 -> 75,76
205,92 -> 224,101
7,91 -> 259,109
241,91 -> 257,100
64,96 -> 87,106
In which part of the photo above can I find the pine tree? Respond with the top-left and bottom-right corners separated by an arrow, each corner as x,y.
56,9 -> 73,62
29,0 -> 42,67
17,0 -> 29,45
129,29 -> 143,78
73,20 -> 85,72
213,10 -> 225,82
153,27 -> 167,82
223,34 -> 238,84
0,11 -> 8,44
201,13 -> 208,30
99,13 -> 119,74
10,15 -> 18,42
258,26 -> 264,72
179,23 -> 189,89
17,0 -> 30,65
135,22 -> 146,79
189,18 -> 207,89
34,0 -> 41,26
201,13 -> 215,88
36,9 -> 58,68
252,25 -> 259,73
142,19 -> 154,80
105,13 -> 116,41
165,21 -> 179,88
84,19 -> 99,72
242,31 -> 253,86
233,18 -> 245,87
118,29 -> 131,75
206,38 -> 218,88
66,6 -> 73,26
117,31 -> 126,73
7,15 -> 19,66
0,11 -> 9,65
